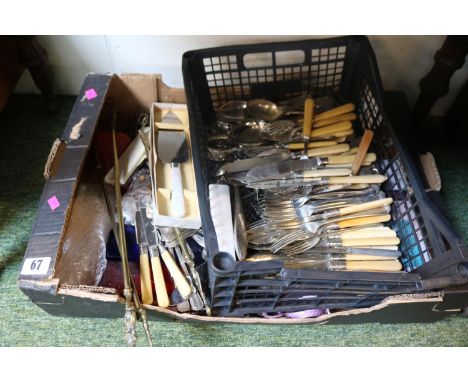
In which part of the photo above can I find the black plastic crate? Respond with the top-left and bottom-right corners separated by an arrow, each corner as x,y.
182,36 -> 468,317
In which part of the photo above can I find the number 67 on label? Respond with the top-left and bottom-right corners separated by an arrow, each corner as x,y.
21,257 -> 51,276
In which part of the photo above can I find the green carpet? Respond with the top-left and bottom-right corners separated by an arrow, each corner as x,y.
0,95 -> 467,346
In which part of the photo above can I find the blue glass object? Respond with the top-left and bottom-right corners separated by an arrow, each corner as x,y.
106,224 -> 140,262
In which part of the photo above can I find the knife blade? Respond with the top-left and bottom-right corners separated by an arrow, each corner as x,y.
246,177 -> 325,189
246,174 -> 387,189
217,151 -> 291,175
218,144 -> 353,176
246,158 -> 324,180
228,167 -> 350,185
134,209 -> 154,305
135,210 -> 148,246
304,246 -> 402,258
246,153 -> 377,180
247,166 -> 351,183
246,254 -> 402,271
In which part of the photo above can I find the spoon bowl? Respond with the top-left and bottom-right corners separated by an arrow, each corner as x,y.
247,99 -> 283,122
217,100 -> 248,122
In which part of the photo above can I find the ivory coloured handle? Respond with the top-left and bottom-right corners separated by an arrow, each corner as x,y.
346,183 -> 370,190
339,147 -> 359,155
328,174 -> 387,184
314,112 -> 357,127
341,237 -> 401,247
345,259 -> 402,272
315,103 -> 355,121
309,121 -> 352,138
303,168 -> 351,178
140,250 -> 154,305
160,248 -> 192,299
332,129 -> 354,138
325,161 -> 373,168
340,228 -> 397,239
149,254 -> 169,308
327,153 -> 376,165
171,165 -> 186,218
337,214 -> 391,228
287,140 -> 337,150
338,197 -> 393,216
307,143 -> 350,157
343,253 -> 400,260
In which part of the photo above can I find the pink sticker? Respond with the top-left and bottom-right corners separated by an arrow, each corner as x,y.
85,88 -> 97,100
47,196 -> 60,211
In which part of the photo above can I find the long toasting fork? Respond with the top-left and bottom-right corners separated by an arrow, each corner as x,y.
137,115 -> 193,304
107,125 -> 152,347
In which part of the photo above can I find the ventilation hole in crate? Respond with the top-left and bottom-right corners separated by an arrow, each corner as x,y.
243,52 -> 273,68
276,50 -> 305,66
203,45 -> 346,116
311,49 -> 320,62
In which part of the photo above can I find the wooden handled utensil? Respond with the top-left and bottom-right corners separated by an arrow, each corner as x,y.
351,129 -> 374,175
302,98 -> 314,158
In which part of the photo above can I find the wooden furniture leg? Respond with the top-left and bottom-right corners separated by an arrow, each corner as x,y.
443,77 -> 468,141
0,36 -> 24,112
11,36 -> 58,114
412,36 -> 468,128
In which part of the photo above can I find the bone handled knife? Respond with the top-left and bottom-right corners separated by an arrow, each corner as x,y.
245,153 -> 376,180
314,103 -> 355,121
134,209 -> 154,305
246,174 -> 387,189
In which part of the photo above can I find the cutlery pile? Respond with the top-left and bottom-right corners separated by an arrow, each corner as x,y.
210,96 -> 402,272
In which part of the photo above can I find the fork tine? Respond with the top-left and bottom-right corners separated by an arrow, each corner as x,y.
271,230 -> 310,251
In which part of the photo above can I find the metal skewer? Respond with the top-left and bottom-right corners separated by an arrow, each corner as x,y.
101,117 -> 152,346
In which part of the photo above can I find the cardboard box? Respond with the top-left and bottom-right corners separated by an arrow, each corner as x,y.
18,73 -> 468,324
